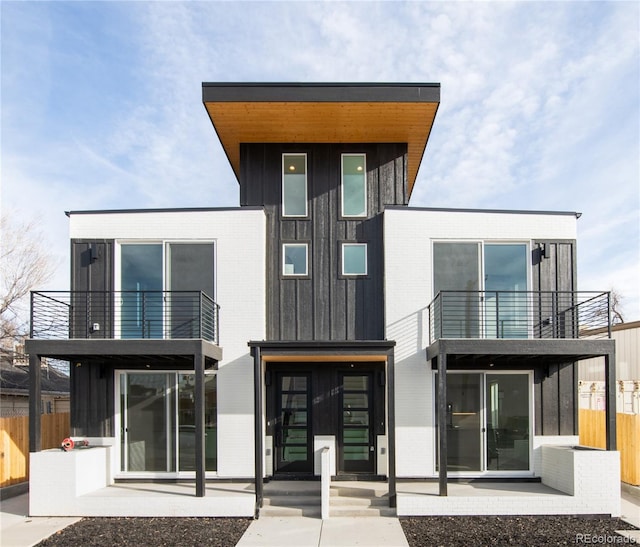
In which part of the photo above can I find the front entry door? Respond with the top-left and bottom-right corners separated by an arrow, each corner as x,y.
340,372 -> 375,474
275,373 -> 313,474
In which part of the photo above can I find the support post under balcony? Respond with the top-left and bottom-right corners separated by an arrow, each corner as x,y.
253,346 -> 264,518
387,349 -> 396,508
194,348 -> 206,497
29,353 -> 42,453
437,348 -> 447,496
604,348 -> 617,451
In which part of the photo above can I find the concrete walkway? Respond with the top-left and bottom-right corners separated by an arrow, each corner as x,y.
1,488 -> 638,547
0,493 -> 80,547
236,516 -> 409,547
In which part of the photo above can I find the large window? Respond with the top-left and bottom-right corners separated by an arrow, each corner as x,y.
283,154 -> 307,217
118,371 -> 217,475
435,371 -> 531,473
341,154 -> 367,217
432,242 -> 528,338
342,243 -> 367,276
283,243 -> 308,276
121,244 -> 163,339
119,242 -> 215,339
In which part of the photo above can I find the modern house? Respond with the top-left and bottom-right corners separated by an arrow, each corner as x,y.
26,83 -> 620,518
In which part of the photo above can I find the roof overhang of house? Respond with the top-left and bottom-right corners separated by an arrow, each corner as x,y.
202,83 -> 440,196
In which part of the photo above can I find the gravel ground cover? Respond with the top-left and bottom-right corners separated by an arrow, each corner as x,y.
400,515 -> 638,547
35,514 -> 638,546
36,517 -> 252,547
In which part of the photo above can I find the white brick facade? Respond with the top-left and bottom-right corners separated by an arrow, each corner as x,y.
384,208 -> 578,478
70,208 -> 266,478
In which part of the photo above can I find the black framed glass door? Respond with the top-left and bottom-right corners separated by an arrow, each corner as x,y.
340,373 -> 375,474
275,373 -> 312,474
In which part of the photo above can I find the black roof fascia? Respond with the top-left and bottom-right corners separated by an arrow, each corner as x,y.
384,205 -> 581,218
65,206 -> 264,217
202,82 -> 440,104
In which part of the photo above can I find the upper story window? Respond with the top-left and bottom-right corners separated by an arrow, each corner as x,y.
433,241 -> 528,339
119,242 -> 215,339
342,243 -> 367,276
282,154 -> 307,217
341,154 -> 367,217
283,243 -> 308,276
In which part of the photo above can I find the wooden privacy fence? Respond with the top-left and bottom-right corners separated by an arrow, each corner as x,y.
0,412 -> 70,488
579,409 -> 640,486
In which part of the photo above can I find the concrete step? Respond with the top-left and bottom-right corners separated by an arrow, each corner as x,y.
263,495 -> 320,507
330,495 -> 388,507
330,506 -> 397,517
260,505 -> 321,517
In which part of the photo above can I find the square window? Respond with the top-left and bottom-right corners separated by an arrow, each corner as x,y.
342,243 -> 367,276
283,243 -> 308,276
341,154 -> 366,217
283,154 -> 307,217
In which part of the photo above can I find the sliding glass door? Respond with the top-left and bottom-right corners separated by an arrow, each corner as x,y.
436,372 -> 531,473
119,242 -> 215,339
119,371 -> 217,475
433,242 -> 529,339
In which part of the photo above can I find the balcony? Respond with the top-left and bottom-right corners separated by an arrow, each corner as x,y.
30,291 -> 220,345
428,291 -> 611,344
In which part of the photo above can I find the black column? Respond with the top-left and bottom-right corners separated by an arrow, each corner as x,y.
253,346 -> 263,518
29,354 -> 42,453
194,350 -> 206,497
437,350 -> 447,496
387,350 -> 396,508
604,349 -> 617,451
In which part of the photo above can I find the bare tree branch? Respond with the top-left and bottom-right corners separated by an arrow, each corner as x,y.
0,215 -> 54,343
610,288 -> 625,325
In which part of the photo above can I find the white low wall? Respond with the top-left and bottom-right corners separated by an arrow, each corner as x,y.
541,445 -> 620,515
29,442 -> 254,517
30,445 -> 113,516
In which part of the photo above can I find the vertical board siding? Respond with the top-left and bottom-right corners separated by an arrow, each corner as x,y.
579,409 -> 640,486
533,241 -> 578,434
68,241 -> 115,439
0,413 -> 70,487
71,363 -> 114,437
241,143 -> 407,342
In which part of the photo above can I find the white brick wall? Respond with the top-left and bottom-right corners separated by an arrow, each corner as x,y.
385,208 -> 578,479
70,208 -> 266,479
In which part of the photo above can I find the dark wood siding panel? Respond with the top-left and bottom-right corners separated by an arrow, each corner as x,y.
541,364 -> 560,434
71,240 -> 114,338
532,241 -> 578,435
533,368 -> 543,436
71,240 -> 114,292
240,143 -> 407,342
534,362 -> 576,436
70,362 -> 114,437
558,362 -> 576,434
532,241 -> 576,291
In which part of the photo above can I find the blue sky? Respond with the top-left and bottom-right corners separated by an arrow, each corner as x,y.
2,1 -> 639,318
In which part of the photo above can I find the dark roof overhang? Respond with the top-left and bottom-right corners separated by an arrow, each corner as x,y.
202,83 -> 440,196
426,338 -> 615,370
25,339 -> 222,369
248,339 -> 395,362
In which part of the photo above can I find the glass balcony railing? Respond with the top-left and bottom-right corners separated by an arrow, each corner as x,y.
428,291 -> 611,343
30,291 -> 220,344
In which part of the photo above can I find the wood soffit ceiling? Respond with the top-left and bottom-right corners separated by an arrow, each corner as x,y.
203,86 -> 440,196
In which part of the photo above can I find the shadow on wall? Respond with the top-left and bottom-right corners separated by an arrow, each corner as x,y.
386,307 -> 429,362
